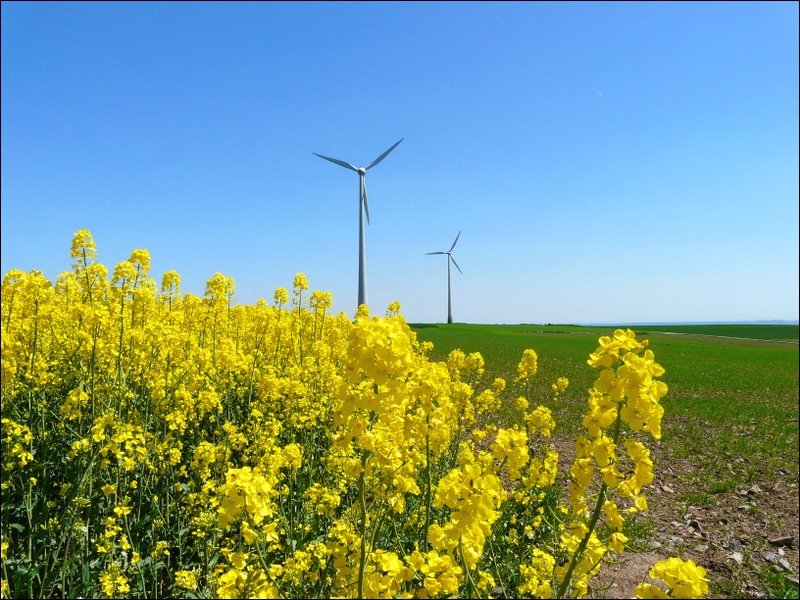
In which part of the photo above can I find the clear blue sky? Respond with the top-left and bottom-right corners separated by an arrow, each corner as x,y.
2,1 -> 798,324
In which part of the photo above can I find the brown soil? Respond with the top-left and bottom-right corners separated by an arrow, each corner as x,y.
547,435 -> 800,598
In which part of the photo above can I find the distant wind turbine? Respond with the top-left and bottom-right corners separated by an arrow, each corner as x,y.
314,139 -> 403,311
427,231 -> 462,324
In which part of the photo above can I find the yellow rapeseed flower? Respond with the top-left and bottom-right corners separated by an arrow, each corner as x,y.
635,557 -> 709,599
174,570 -> 197,590
516,349 -> 538,381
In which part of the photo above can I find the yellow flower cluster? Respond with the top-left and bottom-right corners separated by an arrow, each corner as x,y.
99,563 -> 130,598
174,569 -> 198,590
216,564 -> 278,599
516,348 -> 539,381
518,548 -> 557,597
0,231 -> 706,599
430,455 -> 505,569
554,330 -> 672,597
635,557 -> 710,598
1,418 -> 33,471
491,427 -> 529,479
217,466 -> 278,530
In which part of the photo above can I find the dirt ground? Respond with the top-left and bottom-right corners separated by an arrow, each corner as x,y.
572,440 -> 800,598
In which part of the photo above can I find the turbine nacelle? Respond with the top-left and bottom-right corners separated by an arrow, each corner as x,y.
313,139 -> 403,227
426,231 -> 462,273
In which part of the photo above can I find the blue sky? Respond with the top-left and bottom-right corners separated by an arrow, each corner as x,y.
2,1 -> 798,324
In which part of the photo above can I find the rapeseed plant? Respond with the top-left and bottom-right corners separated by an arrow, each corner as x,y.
0,230 -> 706,599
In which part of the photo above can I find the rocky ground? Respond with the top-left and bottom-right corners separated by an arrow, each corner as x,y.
586,442 -> 799,598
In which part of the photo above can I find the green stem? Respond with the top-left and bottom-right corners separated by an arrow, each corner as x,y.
288,471 -> 295,547
487,535 -> 509,599
357,450 -> 370,599
123,514 -> 149,600
460,540 -> 478,598
424,418 -> 432,551
368,504 -> 388,559
556,406 -> 623,598
254,537 -> 271,574
556,481 -> 608,598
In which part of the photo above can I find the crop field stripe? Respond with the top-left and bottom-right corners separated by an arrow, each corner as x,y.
650,331 -> 798,345
617,324 -> 799,341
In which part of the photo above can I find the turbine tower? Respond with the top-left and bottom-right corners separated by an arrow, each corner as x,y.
314,139 -> 403,311
427,231 -> 462,324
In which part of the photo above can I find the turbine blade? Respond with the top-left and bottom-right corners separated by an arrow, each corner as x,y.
361,176 -> 370,225
313,152 -> 358,172
426,252 -> 447,255
365,138 -> 403,171
449,231 -> 461,252
450,255 -> 463,274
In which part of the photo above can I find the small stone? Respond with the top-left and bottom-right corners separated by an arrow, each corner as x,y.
661,484 -> 674,493
749,484 -> 763,494
730,552 -> 744,564
723,540 -> 742,552
768,535 -> 793,548
694,544 -> 709,553
763,551 -> 793,572
669,535 -> 685,546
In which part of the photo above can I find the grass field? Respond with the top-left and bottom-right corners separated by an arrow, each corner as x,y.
623,323 -> 799,341
410,323 -> 800,599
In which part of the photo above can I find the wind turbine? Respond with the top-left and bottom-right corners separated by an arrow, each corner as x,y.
427,231 -> 462,324
313,139 -> 403,311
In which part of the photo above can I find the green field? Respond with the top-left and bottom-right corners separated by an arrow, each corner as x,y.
409,324 -> 799,470
409,323 -> 800,599
624,323 -> 799,341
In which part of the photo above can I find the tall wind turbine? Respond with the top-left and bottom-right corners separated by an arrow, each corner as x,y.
314,139 -> 403,311
427,231 -> 462,324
